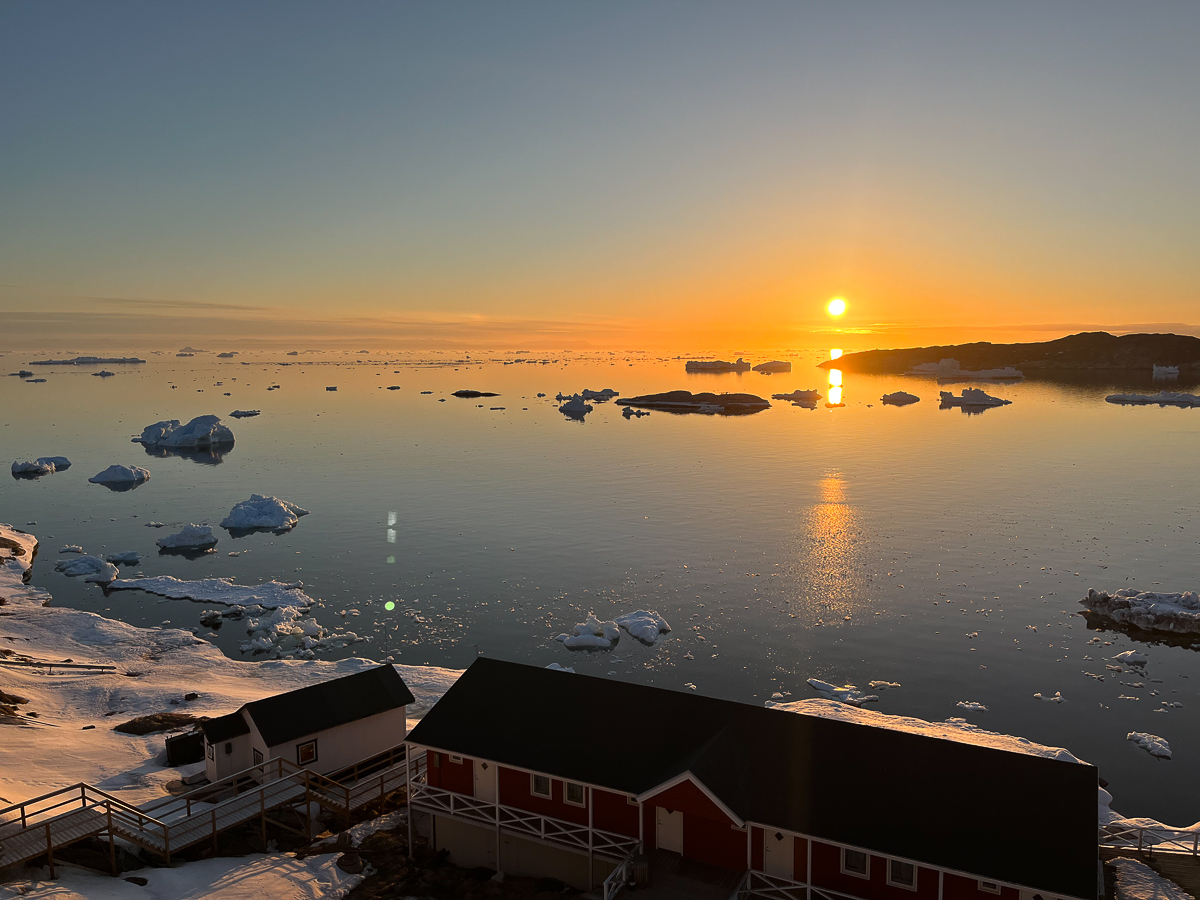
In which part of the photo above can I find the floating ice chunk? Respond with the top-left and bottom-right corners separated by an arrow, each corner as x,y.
105,551 -> 141,564
752,360 -> 791,373
108,575 -> 314,609
614,609 -> 671,644
1105,391 -> 1200,407
156,524 -> 218,549
908,358 -> 1024,380
89,464 -> 151,484
555,613 -> 619,650
772,390 -> 822,403
59,545 -> 84,554
229,409 -> 261,418
558,394 -> 593,418
956,701 -> 988,711
220,494 -> 310,531
12,456 -> 71,476
134,415 -> 234,448
1114,650 -> 1148,665
1080,588 -> 1200,635
881,391 -> 920,406
939,388 -> 1011,408
54,555 -> 119,582
868,681 -> 901,690
806,678 -> 879,706
1034,691 -> 1066,703
622,406 -> 650,418
1127,732 -> 1171,759
545,663 -> 575,673
580,388 -> 620,401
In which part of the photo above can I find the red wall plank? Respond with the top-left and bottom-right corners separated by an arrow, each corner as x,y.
682,814 -> 748,873
497,766 -> 588,825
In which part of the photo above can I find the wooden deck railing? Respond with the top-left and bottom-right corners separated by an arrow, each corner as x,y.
1100,822 -> 1200,855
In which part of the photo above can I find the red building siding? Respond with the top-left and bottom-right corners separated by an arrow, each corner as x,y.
496,766 -> 588,825
592,788 -> 639,837
811,841 -> 940,900
943,873 -> 1021,900
642,778 -> 746,872
425,750 -> 474,795
793,835 -> 808,882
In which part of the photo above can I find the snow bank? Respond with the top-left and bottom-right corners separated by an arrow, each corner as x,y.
939,388 -> 1011,408
1128,733 -> 1171,759
765,697 -> 1085,763
88,464 -> 151,484
1110,858 -> 1192,900
134,415 -> 234,448
156,524 -> 218,550
555,613 -> 620,650
220,494 -> 310,531
108,576 -> 315,609
881,391 -> 920,406
805,679 -> 878,706
614,609 -> 671,644
11,457 -> 70,476
1106,391 -> 1200,407
54,555 -> 119,583
1081,588 -> 1200,634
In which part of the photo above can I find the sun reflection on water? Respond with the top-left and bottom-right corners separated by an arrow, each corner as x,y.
827,349 -> 844,407
792,473 -> 865,623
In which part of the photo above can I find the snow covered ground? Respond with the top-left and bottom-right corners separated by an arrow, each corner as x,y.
1110,858 -> 1192,900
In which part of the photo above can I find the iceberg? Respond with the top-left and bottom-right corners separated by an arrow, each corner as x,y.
1105,391 -> 1200,408
555,613 -> 620,650
134,415 -> 234,448
621,406 -> 650,418
88,464 -> 151,485
558,394 -> 593,419
685,358 -> 752,372
580,388 -> 619,401
614,609 -> 671,644
54,555 -> 119,583
752,360 -> 792,373
12,457 -> 70,476
1127,732 -> 1171,759
881,391 -> 920,406
27,356 -> 145,366
955,701 -> 988,711
616,391 -> 770,415
939,388 -> 1011,409
908,358 -> 1023,380
220,494 -> 310,532
156,524 -> 218,550
229,409 -> 261,418
105,551 -> 142,564
1152,365 -> 1180,378
772,390 -> 822,403
1080,588 -> 1200,635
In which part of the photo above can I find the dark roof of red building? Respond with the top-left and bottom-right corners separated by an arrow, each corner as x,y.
245,664 -> 414,747
407,658 -> 1098,900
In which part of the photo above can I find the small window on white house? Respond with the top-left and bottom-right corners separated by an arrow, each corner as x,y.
565,782 -> 585,806
531,774 -> 552,798
841,849 -> 869,878
449,755 -> 463,764
207,742 -> 214,760
253,748 -> 263,766
979,882 -> 1002,895
888,860 -> 916,889
297,740 -> 318,766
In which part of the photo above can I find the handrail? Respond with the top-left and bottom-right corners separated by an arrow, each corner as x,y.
602,850 -> 637,900
1099,822 -> 1200,856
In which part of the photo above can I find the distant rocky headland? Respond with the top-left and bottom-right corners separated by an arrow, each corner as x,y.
819,332 -> 1200,374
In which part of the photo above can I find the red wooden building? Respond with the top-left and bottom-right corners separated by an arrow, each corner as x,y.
405,658 -> 1098,900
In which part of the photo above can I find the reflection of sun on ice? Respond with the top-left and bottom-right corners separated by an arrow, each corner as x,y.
826,298 -> 847,317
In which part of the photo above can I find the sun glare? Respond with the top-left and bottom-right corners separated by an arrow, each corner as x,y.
826,298 -> 847,317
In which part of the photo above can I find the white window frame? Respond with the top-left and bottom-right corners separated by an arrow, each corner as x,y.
841,848 -> 870,879
564,781 -> 586,807
979,882 -> 1002,895
887,859 -> 917,890
449,754 -> 463,764
530,773 -> 552,799
206,741 -> 214,760
296,739 -> 318,766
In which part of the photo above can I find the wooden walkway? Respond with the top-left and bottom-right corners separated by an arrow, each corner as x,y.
0,745 -> 420,876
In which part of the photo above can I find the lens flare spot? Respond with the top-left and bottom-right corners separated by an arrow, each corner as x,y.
385,601 -> 396,611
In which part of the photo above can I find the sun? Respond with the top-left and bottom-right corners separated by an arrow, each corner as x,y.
826,297 -> 847,317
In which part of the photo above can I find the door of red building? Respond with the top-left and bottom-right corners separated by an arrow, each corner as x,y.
656,807 -> 683,853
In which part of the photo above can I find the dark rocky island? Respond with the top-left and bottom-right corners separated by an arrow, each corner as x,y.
615,391 -> 770,414
819,332 -> 1200,374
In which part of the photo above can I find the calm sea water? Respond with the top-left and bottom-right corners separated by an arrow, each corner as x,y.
3,349 -> 1199,822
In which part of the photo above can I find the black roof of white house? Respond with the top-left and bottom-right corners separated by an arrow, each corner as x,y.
201,664 -> 414,747
407,658 -> 1098,900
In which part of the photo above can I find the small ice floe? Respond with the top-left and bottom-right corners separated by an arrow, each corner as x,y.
580,388 -> 619,401
156,524 -> 218,551
555,613 -> 620,650
956,701 -> 988,711
93,370 -> 115,377
59,545 -> 84,554
614,610 -> 671,644
105,551 -> 141,564
806,678 -> 879,706
54,555 -> 119,583
144,521 -> 167,528
1153,365 -> 1180,379
558,394 -> 593,420
133,415 -> 234,448
881,391 -> 920,406
452,390 -> 499,398
1080,588 -> 1200,634
229,409 -> 261,418
545,663 -> 575,673
622,406 -> 650,418
1114,650 -> 1148,665
939,388 -> 1011,409
1127,732 -> 1172,759
753,360 -> 791,373
109,575 -> 314,609
1105,391 -> 1200,408
1033,691 -> 1065,703
88,464 -> 151,487
220,494 -> 310,532
868,681 -> 901,690
772,390 -> 822,405
12,456 -> 71,476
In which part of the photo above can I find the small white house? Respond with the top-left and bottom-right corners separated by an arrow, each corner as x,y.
200,664 -> 414,781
